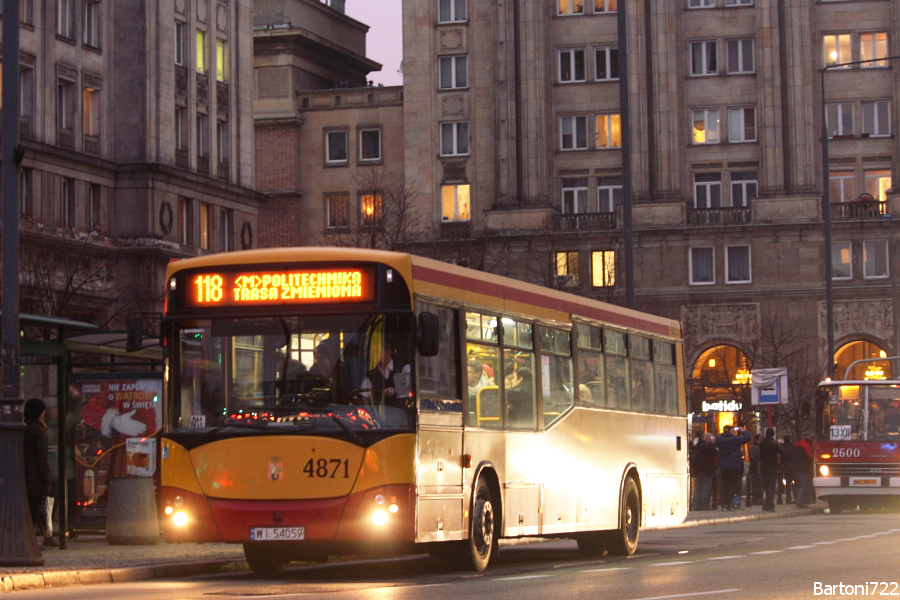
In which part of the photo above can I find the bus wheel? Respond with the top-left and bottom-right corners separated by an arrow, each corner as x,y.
243,543 -> 289,575
576,532 -> 605,558
466,478 -> 498,571
604,477 -> 640,556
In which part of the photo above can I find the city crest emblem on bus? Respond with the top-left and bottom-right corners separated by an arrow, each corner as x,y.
268,459 -> 284,481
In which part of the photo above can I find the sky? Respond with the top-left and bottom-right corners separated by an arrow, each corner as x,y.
344,1 -> 404,87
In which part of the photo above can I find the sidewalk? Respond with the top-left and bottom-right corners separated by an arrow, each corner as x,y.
0,502 -> 826,593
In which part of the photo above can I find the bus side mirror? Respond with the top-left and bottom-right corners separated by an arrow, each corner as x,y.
417,312 -> 439,357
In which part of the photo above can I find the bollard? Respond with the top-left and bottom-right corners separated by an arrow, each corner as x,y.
105,477 -> 159,545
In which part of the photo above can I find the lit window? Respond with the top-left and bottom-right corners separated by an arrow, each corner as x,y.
823,34 -> 851,67
690,41 -> 717,75
83,86 -> 100,137
864,170 -> 891,202
557,0 -> 584,16
361,193 -> 383,222
692,108 -> 720,144
725,246 -> 751,284
199,202 -> 212,250
196,30 -> 207,74
860,32 -> 888,67
325,130 -> 348,164
555,252 -> 579,286
560,115 -> 588,150
863,240 -> 889,279
690,247 -> 714,285
438,56 -> 467,89
832,241 -> 852,280
595,114 -> 621,148
728,107 -> 756,142
558,48 -> 586,83
592,250 -> 615,287
441,184 -> 471,222
593,0 -> 616,12
216,38 -> 228,82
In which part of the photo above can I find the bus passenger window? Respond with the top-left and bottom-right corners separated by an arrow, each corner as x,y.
416,303 -> 460,412
504,351 -> 535,429
541,327 -> 573,426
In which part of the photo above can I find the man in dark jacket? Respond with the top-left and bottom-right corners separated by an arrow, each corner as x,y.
715,425 -> 752,510
23,398 -> 55,547
758,427 -> 785,511
790,437 -> 815,507
690,433 -> 719,510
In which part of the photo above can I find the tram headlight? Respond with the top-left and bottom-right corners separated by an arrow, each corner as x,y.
819,465 -> 830,477
173,511 -> 190,527
371,509 -> 389,527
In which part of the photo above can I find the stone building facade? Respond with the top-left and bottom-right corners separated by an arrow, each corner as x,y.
9,0 -> 262,332
255,0 -> 900,430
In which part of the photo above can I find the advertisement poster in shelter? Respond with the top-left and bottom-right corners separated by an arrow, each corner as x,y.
71,375 -> 162,525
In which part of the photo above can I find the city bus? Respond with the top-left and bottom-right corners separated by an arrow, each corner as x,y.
815,379 -> 900,513
159,248 -> 688,573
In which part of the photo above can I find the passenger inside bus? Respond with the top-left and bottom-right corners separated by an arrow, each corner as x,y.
506,366 -> 535,429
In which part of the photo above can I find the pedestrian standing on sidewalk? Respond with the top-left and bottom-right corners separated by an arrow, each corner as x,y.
23,398 -> 57,548
780,435 -> 796,504
746,434 -> 761,507
690,433 -> 719,510
791,437 -> 815,508
759,427 -> 785,511
716,425 -> 752,510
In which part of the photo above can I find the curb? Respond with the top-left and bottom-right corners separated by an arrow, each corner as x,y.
0,558 -> 249,593
660,506 -> 825,530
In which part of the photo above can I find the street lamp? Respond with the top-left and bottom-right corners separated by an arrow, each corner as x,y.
820,54 -> 900,379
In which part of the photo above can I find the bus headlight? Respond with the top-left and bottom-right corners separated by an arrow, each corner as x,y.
173,511 -> 190,527
819,465 -> 830,477
371,509 -> 389,526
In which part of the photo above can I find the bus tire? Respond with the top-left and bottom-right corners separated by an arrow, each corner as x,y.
604,477 -> 640,556
243,543 -> 289,575
465,477 -> 498,571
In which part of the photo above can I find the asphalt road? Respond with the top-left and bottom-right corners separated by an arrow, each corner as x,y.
17,512 -> 900,599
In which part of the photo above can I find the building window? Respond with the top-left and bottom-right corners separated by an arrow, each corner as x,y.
688,0 -> 714,7
217,121 -> 229,163
83,86 -> 100,136
862,101 -> 890,137
57,0 -> 74,38
441,184 -> 471,221
359,129 -> 382,162
196,30 -> 207,74
561,178 -> 589,214
690,41 -> 717,75
175,107 -> 187,151
20,67 -> 35,123
690,247 -> 714,285
361,193 -> 383,223
598,177 -> 622,213
558,48 -> 586,83
326,194 -> 349,229
179,197 -> 194,245
62,177 -> 76,228
865,170 -> 891,201
725,245 -> 751,283
724,0 -> 753,5
216,38 -> 228,82
595,113 -> 621,148
555,251 -> 579,286
728,106 -> 756,142
440,122 -> 469,156
196,114 -> 209,157
560,115 -> 588,150
726,39 -> 754,74
83,0 -> 101,48
57,78 -> 75,132
692,108 -> 720,144
557,0 -> 584,16
175,21 -> 185,66
592,250 -> 615,287
19,168 -> 32,216
730,172 -> 757,207
438,0 -> 466,23
832,241 -> 852,279
863,240 -> 889,279
219,208 -> 234,251
826,102 -> 853,138
829,171 -> 854,203
88,183 -> 101,232
694,173 -> 722,208
824,34 -> 851,67
199,202 -> 212,250
594,0 -> 616,12
326,130 -> 348,164
438,55 -> 467,89
20,0 -> 35,25
860,32 -> 888,67
594,47 -> 619,81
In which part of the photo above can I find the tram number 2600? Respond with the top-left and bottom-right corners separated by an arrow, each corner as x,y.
303,458 -> 350,479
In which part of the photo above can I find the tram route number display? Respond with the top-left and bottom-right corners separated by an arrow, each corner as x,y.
186,268 -> 375,307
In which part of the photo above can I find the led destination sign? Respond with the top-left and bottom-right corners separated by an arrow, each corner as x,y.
186,268 -> 374,307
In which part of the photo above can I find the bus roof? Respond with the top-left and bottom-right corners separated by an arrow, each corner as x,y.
167,248 -> 681,339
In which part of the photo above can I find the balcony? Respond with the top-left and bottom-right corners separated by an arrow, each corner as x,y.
175,65 -> 188,106
19,116 -> 31,140
831,200 -> 888,221
687,207 -> 752,226
197,74 -> 209,110
217,160 -> 229,181
175,149 -> 190,169
197,155 -> 209,176
57,128 -> 74,149
217,81 -> 229,121
551,212 -> 617,232
83,135 -> 99,156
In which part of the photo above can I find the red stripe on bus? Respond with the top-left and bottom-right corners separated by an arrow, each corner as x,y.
412,264 -> 675,336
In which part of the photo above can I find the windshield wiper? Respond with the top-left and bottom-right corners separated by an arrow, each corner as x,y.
327,413 -> 367,447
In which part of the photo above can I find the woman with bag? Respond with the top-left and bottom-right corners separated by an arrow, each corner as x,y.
24,398 -> 57,548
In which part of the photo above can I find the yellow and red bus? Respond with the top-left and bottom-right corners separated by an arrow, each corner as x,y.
160,248 -> 688,573
815,379 -> 900,513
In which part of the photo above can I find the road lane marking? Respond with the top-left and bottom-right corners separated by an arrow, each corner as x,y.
750,550 -> 783,555
495,575 -> 550,582
625,589 -> 742,600
786,546 -> 814,550
582,567 -> 633,573
650,561 -> 693,566
706,556 -> 740,560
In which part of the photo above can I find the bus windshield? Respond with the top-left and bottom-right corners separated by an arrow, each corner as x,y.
170,312 -> 415,434
817,383 -> 900,442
